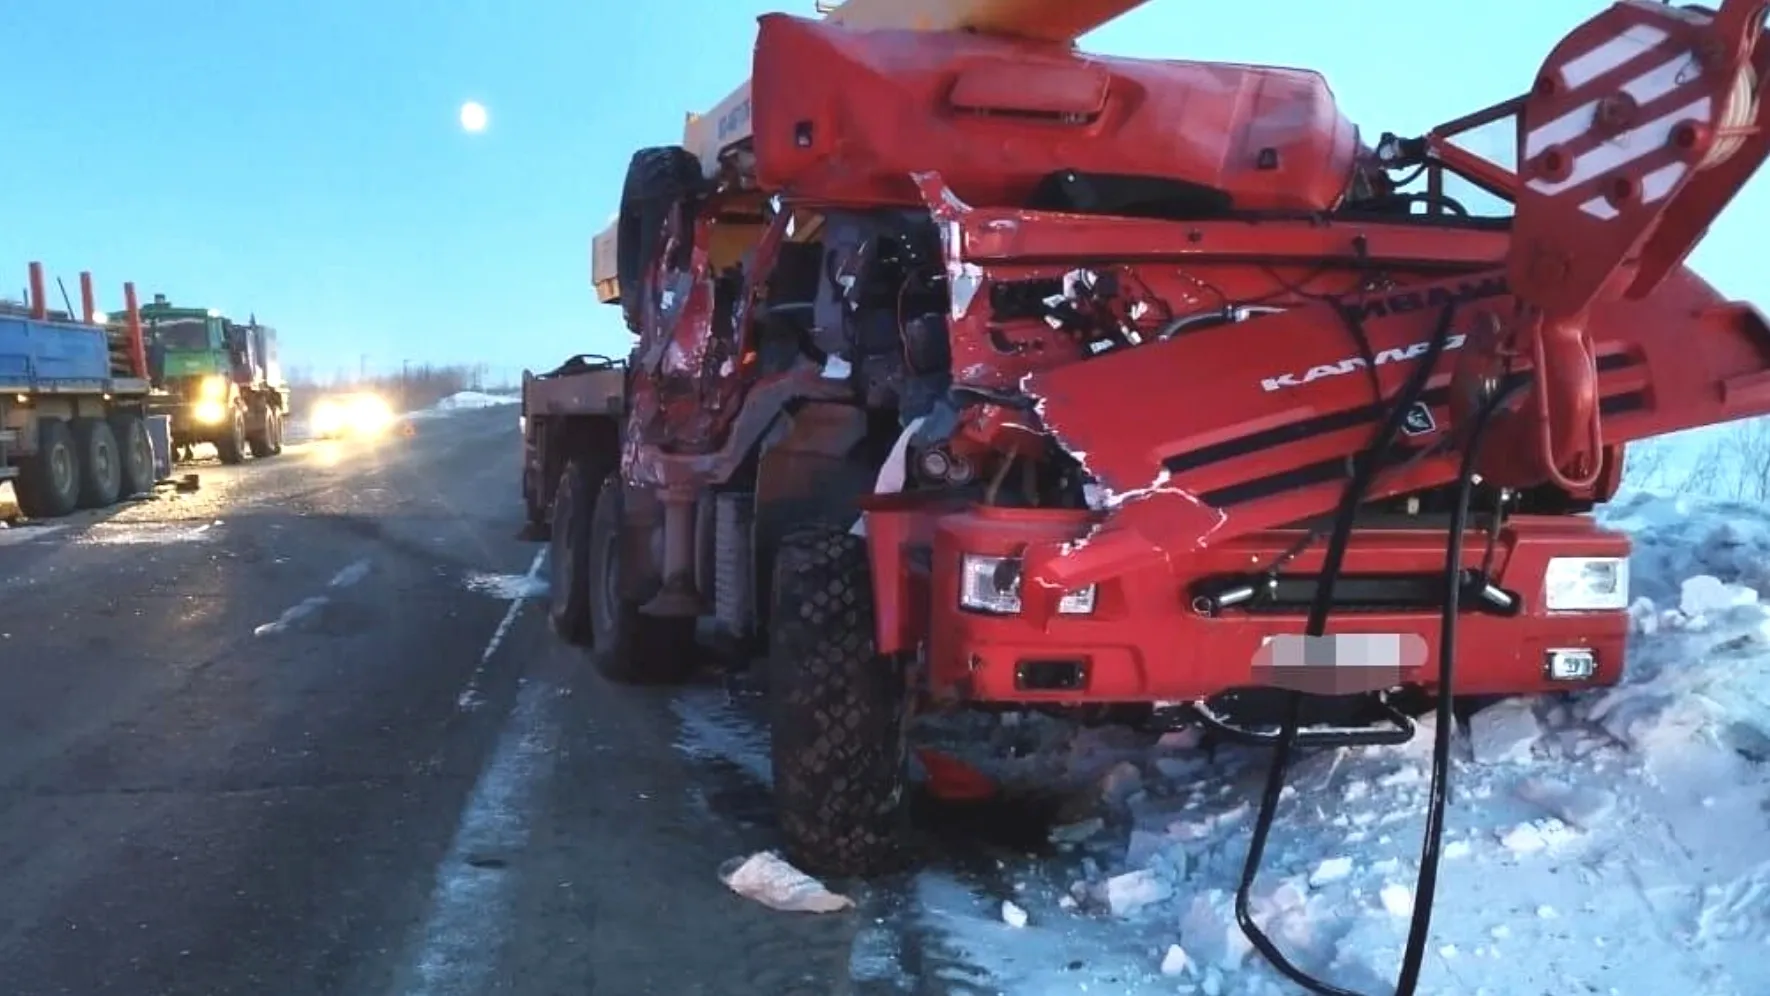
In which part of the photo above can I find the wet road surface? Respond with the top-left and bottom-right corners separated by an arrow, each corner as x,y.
0,406 -> 960,996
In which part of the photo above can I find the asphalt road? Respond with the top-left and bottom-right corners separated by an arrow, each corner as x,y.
0,406 -> 896,996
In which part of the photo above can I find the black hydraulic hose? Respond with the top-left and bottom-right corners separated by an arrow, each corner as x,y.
1232,301 -> 1461,996
1394,363 -> 1500,993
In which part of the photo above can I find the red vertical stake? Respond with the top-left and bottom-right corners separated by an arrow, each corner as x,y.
27,262 -> 46,320
124,282 -> 148,380
80,272 -> 97,323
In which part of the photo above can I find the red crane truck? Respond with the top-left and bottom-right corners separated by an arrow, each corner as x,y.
522,2 -> 1769,990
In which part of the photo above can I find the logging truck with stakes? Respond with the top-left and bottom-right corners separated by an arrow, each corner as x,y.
2,261 -> 159,521
520,4 -> 1769,988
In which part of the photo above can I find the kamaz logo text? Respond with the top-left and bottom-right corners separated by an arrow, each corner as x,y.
1260,334 -> 1467,392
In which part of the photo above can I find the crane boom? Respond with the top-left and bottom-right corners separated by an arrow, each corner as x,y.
684,0 -> 1150,169
592,0 -> 1152,300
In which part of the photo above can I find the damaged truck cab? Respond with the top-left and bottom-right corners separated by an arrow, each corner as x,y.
529,0 -> 1770,880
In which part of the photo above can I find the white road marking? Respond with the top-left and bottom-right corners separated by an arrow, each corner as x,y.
253,597 -> 328,637
398,679 -> 560,996
456,547 -> 548,712
330,558 -> 372,588
252,559 -> 374,636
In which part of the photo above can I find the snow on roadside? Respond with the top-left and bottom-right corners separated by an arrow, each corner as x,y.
918,490 -> 1770,996
432,390 -> 518,411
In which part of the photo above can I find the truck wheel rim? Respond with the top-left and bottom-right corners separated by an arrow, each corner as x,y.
51,446 -> 72,494
94,439 -> 114,484
597,528 -> 620,630
549,500 -> 575,606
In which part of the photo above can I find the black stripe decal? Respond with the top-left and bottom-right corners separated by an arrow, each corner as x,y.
1196,388 -> 1648,509
1162,352 -> 1636,477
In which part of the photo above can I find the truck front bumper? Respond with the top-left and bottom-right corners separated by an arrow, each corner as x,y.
863,504 -> 1629,706
148,399 -> 229,441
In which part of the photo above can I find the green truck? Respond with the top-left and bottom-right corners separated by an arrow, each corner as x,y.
140,294 -> 289,464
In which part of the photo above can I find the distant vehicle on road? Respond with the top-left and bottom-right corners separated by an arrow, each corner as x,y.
1,261 -> 159,519
140,294 -> 289,464
309,391 -> 395,440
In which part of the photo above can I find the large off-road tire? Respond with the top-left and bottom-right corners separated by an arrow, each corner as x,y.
616,146 -> 703,333
547,457 -> 602,646
586,474 -> 699,685
70,416 -> 122,509
767,526 -> 910,879
14,418 -> 81,519
216,407 -> 247,465
109,411 -> 156,497
250,405 -> 283,458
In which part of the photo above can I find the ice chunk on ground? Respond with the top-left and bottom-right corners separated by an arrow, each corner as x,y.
1680,574 -> 1759,617
1001,899 -> 1029,928
1309,856 -> 1355,886
1101,869 -> 1172,916
1514,778 -> 1617,830
1160,944 -> 1190,976
1498,818 -> 1580,855
1379,883 -> 1413,916
1468,699 -> 1542,764
717,852 -> 852,913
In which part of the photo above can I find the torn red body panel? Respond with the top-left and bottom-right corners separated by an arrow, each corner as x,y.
1010,263 -> 1770,599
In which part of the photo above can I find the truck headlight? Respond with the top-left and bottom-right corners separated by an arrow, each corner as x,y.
958,554 -> 1096,615
193,399 -> 227,424
1544,556 -> 1629,611
198,375 -> 228,400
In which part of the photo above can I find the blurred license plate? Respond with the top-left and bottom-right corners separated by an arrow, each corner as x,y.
1251,633 -> 1429,695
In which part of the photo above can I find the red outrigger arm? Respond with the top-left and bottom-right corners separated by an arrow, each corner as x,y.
1501,0 -> 1770,493
1010,0 -> 1769,621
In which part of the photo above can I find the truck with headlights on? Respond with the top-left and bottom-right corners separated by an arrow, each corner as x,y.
139,294 -> 288,464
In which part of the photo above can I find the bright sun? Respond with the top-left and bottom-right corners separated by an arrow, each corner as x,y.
459,101 -> 488,133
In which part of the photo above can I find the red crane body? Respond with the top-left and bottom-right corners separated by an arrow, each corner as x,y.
530,0 -> 1770,886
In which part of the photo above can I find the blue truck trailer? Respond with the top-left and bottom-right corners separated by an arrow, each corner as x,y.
1,261 -> 159,520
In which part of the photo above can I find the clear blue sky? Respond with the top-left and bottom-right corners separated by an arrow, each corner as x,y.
4,1 -> 1762,382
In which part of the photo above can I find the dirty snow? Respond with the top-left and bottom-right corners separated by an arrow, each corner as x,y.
462,569 -> 549,600
897,460 -> 1770,994
75,520 -> 222,545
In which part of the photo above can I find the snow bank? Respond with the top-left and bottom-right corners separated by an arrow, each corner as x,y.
922,490 -> 1770,996
432,390 -> 519,411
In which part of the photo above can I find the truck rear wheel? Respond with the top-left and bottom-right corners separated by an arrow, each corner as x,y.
547,457 -> 601,646
14,418 -> 81,519
586,475 -> 699,685
249,406 -> 283,458
70,417 -> 122,509
110,412 -> 155,497
216,408 -> 247,465
766,526 -> 910,879
616,146 -> 703,334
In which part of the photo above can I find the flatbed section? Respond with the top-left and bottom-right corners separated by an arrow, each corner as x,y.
1,262 -> 159,519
